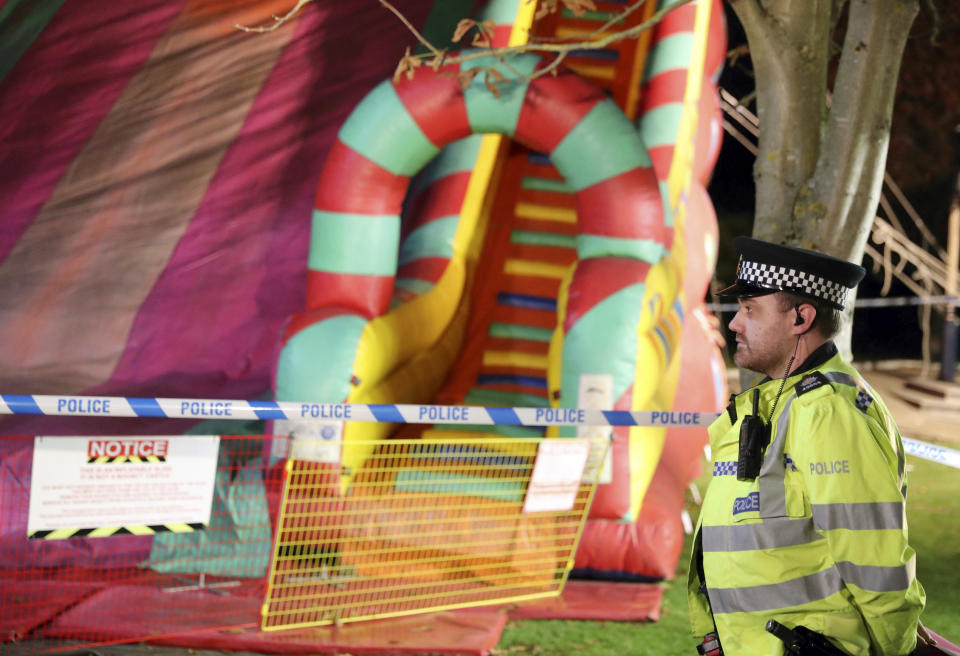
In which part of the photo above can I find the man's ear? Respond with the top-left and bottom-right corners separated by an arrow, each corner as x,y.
793,303 -> 815,334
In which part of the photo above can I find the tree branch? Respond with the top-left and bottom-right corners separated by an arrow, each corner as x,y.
804,0 -> 920,259
537,0 -> 651,43
237,0 -> 694,90
727,0 -> 777,54
535,50 -> 569,78
921,0 -> 941,45
830,0 -> 850,31
394,0 -> 695,82
232,0 -> 311,32
379,0 -> 443,57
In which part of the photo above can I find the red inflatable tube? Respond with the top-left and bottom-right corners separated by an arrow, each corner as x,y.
315,139 -> 409,216
575,166 -> 673,244
305,271 -> 395,322
575,462 -> 686,580
562,258 -> 653,332
392,63 -> 472,148
514,65 -> 606,154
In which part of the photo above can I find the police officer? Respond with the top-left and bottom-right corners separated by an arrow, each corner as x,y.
688,237 -> 925,655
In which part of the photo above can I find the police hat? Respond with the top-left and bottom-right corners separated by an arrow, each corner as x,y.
717,237 -> 866,310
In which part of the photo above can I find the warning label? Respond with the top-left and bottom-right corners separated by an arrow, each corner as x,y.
28,436 -> 219,537
88,438 -> 169,460
522,439 -> 591,514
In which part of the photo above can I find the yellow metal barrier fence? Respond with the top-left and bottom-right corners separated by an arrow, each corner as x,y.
261,437 -> 606,630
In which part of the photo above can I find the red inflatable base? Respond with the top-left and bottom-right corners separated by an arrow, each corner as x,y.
508,580 -> 663,622
146,610 -> 507,656
923,628 -> 960,656
26,579 -> 661,654
0,579 -> 102,641
43,583 -> 505,655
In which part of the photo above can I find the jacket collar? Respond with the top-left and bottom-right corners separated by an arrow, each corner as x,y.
758,340 -> 838,385
790,340 -> 838,377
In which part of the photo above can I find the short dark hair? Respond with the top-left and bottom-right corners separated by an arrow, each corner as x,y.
776,291 -> 843,339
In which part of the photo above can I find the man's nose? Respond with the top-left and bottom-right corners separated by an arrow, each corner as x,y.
728,311 -> 742,333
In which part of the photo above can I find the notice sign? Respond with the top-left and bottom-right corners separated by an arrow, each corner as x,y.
273,419 -> 342,464
522,439 -> 591,514
28,436 -> 220,538
576,374 -> 614,485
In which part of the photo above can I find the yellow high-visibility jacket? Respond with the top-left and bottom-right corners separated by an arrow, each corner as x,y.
688,342 -> 925,655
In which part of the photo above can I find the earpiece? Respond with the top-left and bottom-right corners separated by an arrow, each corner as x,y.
794,306 -> 803,326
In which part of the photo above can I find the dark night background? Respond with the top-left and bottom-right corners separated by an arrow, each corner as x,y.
707,1 -> 960,364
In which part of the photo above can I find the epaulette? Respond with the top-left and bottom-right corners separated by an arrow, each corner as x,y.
794,371 -> 832,397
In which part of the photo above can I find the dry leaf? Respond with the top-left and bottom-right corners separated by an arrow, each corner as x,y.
728,43 -> 750,67
471,31 -> 491,48
452,18 -> 476,43
406,60 -> 421,80
535,0 -> 558,20
484,71 -> 502,98
481,19 -> 496,39
457,68 -> 479,90
562,0 -> 597,16
429,50 -> 447,71
392,59 -> 408,84
392,46 -> 421,84
488,67 -> 506,84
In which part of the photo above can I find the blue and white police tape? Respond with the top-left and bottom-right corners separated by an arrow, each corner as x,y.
0,394 -> 716,427
902,438 -> 960,471
4,394 -> 957,470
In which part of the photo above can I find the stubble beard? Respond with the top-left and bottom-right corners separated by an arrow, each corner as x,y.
732,345 -> 757,373
733,342 -> 782,378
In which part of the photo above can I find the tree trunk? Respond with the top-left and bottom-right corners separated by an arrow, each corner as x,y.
730,0 -> 919,356
728,0 -> 832,241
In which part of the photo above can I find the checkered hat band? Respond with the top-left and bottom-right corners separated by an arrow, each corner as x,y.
739,260 -> 848,307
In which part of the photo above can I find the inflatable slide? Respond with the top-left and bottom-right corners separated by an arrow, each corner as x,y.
273,0 -> 728,580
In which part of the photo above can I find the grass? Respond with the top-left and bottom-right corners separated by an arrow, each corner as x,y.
906,449 -> 960,639
495,441 -> 960,655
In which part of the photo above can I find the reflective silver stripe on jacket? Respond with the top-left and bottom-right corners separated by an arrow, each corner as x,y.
835,560 -> 914,592
707,560 -> 912,613
823,371 -> 857,388
702,516 -> 824,552
812,501 -> 904,531
708,568 -> 843,614
758,391 -> 796,517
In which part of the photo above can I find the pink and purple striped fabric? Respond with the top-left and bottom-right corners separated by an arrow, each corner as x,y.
0,0 -> 432,435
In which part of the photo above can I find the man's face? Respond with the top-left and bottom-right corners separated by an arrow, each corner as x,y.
727,294 -> 796,377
